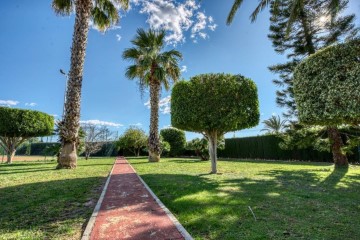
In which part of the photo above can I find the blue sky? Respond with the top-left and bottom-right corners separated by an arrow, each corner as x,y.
1,0 -> 359,140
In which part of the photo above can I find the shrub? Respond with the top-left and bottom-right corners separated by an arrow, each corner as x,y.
160,128 -> 186,157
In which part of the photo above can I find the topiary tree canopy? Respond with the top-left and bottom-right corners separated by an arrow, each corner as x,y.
171,73 -> 259,173
0,107 -> 54,163
160,127 -> 186,157
293,40 -> 360,167
294,39 -> 360,125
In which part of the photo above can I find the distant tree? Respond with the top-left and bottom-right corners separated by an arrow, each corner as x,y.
293,40 -> 360,167
280,124 -> 360,163
172,73 -> 259,173
159,136 -> 171,156
186,138 -> 209,161
266,0 -> 358,119
123,28 -> 182,162
226,0 -> 343,28
117,127 -> 148,157
52,0 -> 129,169
160,128 -> 186,157
186,137 -> 225,161
0,107 -> 54,163
261,115 -> 288,134
82,124 -> 108,160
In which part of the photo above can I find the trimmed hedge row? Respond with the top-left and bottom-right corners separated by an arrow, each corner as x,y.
17,143 -> 60,155
218,135 -> 359,162
16,135 -> 359,162
16,142 -> 142,157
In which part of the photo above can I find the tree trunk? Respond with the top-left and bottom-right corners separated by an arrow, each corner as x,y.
208,132 -> 218,174
85,153 -> 89,160
136,148 -> 140,157
148,75 -> 161,162
6,149 -> 16,164
299,9 -> 316,55
328,127 -> 348,167
57,0 -> 92,169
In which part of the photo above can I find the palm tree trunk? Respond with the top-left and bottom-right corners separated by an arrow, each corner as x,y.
328,127 -> 348,167
148,79 -> 161,162
57,0 -> 92,169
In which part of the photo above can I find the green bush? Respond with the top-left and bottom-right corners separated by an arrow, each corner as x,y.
160,128 -> 186,156
293,39 -> 360,125
172,73 -> 259,173
0,107 -> 54,137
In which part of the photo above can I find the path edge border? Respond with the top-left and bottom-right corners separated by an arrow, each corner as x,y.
81,159 -> 116,240
126,158 -> 193,240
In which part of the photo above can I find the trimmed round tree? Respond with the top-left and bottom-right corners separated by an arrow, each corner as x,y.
0,107 -> 54,163
160,127 -> 186,157
293,39 -> 360,167
171,73 -> 260,173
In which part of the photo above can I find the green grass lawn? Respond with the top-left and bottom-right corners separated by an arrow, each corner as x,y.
0,158 -> 114,240
128,157 -> 360,240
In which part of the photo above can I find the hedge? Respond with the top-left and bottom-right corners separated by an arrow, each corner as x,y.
17,143 -> 60,155
218,135 -> 359,162
16,142 -> 145,157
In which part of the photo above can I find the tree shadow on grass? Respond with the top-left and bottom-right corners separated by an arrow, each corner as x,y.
0,177 -> 107,239
139,165 -> 360,240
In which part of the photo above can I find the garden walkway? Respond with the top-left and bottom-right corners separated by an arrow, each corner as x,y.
82,157 -> 192,240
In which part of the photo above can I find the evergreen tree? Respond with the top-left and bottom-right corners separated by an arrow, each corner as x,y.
268,0 -> 358,118
268,0 -> 358,165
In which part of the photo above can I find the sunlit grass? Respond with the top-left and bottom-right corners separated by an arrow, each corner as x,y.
0,158 -> 114,240
128,157 -> 360,240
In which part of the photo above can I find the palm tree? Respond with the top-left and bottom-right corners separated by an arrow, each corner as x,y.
261,115 -> 288,134
227,0 -> 340,27
52,0 -> 129,169
123,29 -> 182,162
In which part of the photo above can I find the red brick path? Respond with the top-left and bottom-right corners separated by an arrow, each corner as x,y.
89,157 -> 185,240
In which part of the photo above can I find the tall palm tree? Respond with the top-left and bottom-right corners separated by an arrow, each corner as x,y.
123,29 -> 182,162
261,115 -> 287,134
52,0 -> 129,169
226,0 -> 340,27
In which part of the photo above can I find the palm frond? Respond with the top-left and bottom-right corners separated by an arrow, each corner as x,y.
92,0 -> 120,31
250,0 -> 273,22
52,0 -> 74,16
226,0 -> 244,25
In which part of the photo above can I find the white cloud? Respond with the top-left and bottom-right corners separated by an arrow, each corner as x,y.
25,102 -> 37,107
131,123 -> 143,126
0,100 -> 19,107
209,23 -> 218,31
191,12 -> 208,40
180,65 -> 187,72
144,95 -> 171,114
162,125 -> 172,129
80,120 -> 123,127
116,34 -> 122,41
134,0 -> 215,45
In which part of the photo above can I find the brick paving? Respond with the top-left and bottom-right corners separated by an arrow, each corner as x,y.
88,157 -> 186,240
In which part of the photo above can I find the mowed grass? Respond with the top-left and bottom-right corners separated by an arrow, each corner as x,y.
0,158 -> 114,240
128,157 -> 360,240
